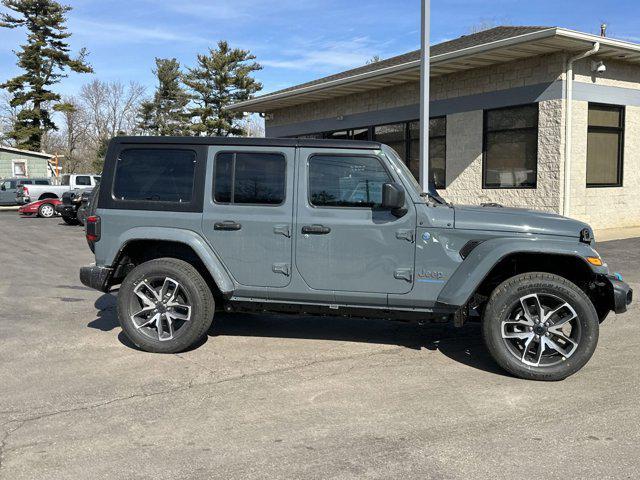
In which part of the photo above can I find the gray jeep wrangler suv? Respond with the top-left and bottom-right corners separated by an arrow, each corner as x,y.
80,136 -> 632,381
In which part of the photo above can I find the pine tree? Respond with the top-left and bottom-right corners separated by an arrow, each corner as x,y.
183,41 -> 262,137
0,0 -> 92,151
138,58 -> 190,136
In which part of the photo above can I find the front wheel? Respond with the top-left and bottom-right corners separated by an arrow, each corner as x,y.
117,258 -> 215,353
38,203 -> 56,218
482,272 -> 599,381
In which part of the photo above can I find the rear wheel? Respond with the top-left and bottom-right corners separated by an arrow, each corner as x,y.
61,214 -> 80,225
482,272 -> 599,381
117,258 -> 215,353
37,203 -> 56,218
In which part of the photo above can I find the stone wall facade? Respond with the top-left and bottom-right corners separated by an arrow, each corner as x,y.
269,53 -> 565,128
440,100 -> 564,212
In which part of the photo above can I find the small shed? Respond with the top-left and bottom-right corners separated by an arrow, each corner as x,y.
0,146 -> 54,178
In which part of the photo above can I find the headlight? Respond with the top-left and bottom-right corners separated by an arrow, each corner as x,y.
580,228 -> 594,244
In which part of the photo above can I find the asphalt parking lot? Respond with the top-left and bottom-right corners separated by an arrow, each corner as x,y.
0,212 -> 639,480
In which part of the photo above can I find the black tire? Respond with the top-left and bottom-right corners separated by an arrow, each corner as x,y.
61,215 -> 80,225
482,272 -> 599,381
37,202 -> 56,218
117,258 -> 215,353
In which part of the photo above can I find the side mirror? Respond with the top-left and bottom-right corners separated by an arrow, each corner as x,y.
0,184 -> 5,191
381,182 -> 407,217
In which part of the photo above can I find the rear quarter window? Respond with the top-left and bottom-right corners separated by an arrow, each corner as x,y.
113,149 -> 197,203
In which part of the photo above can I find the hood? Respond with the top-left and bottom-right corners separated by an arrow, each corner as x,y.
453,204 -> 591,239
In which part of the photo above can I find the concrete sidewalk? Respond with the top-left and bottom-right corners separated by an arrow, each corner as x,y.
595,225 -> 640,242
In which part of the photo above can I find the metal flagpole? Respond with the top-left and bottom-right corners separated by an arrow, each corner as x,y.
419,0 -> 430,191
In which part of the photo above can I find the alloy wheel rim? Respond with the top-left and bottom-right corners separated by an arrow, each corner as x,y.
501,293 -> 581,367
41,205 -> 54,217
130,277 -> 192,342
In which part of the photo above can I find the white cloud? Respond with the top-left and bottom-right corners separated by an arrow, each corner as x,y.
70,18 -> 207,45
261,36 -> 397,72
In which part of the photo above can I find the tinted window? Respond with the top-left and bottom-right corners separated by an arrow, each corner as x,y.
20,180 -> 33,185
309,155 -> 392,208
374,123 -> 406,161
213,152 -> 286,205
587,104 -> 624,187
61,175 -> 70,186
114,149 -> 196,202
35,180 -> 49,185
408,118 -> 446,188
76,176 -> 91,186
483,104 -> 538,189
93,176 -> 101,184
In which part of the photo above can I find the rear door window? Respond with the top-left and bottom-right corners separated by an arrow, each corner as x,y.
113,149 -> 196,203
75,176 -> 91,186
213,152 -> 286,205
35,180 -> 49,185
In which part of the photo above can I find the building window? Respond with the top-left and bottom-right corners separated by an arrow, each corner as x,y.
374,123 -> 407,160
12,160 -> 27,177
483,104 -> 538,189
587,104 -> 624,187
214,152 -> 286,205
408,118 -> 446,189
308,155 -> 392,208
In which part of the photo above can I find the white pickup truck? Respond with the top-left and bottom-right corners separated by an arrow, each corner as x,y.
17,173 -> 101,203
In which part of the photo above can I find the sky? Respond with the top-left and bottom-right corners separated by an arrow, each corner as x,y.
1,0 -> 639,98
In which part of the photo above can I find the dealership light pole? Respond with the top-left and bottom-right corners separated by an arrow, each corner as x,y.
419,0 -> 430,191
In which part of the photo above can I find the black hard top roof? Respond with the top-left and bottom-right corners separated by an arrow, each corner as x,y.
113,136 -> 382,150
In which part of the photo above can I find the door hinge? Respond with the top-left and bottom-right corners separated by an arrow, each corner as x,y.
272,263 -> 290,276
393,268 -> 414,282
273,224 -> 291,238
395,229 -> 415,243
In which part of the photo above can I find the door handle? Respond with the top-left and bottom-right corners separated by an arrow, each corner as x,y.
214,221 -> 242,231
301,224 -> 331,235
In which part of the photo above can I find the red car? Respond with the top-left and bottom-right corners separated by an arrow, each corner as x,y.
18,198 -> 62,218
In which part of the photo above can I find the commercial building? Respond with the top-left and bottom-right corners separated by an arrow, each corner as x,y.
230,26 -> 640,229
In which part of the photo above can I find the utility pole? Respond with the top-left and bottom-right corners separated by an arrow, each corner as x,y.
419,0 -> 431,191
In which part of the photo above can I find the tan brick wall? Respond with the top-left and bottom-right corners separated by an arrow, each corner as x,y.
574,58 -> 640,91
440,100 -> 563,212
569,102 -> 640,229
269,53 -> 565,128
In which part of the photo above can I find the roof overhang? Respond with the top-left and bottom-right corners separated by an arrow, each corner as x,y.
0,145 -> 54,159
229,28 -> 640,112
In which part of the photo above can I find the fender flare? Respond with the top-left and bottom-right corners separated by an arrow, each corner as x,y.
436,236 -> 603,307
111,227 -> 235,294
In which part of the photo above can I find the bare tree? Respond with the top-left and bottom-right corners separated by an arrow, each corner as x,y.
468,21 -> 500,34
81,80 -> 145,141
240,114 -> 265,138
52,97 -> 91,173
79,79 -> 146,168
0,91 -> 19,146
